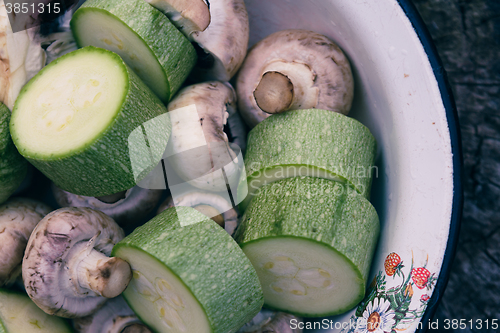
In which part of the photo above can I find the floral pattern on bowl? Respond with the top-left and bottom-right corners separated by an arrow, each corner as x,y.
341,252 -> 437,333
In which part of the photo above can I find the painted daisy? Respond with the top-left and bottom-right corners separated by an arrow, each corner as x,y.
355,297 -> 396,333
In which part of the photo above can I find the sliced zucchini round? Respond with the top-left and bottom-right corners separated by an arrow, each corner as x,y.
10,46 -> 171,197
112,206 -> 264,333
0,288 -> 72,333
71,0 -> 197,102
238,109 -> 376,210
0,103 -> 27,204
235,176 -> 380,317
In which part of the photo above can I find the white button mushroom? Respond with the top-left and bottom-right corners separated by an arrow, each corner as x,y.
236,29 -> 354,128
144,0 -> 211,37
52,184 -> 163,229
157,191 -> 238,236
147,0 -> 249,81
22,207 -> 132,318
238,309 -> 303,333
73,296 -> 152,333
166,81 -> 243,192
189,0 -> 249,81
0,198 -> 52,287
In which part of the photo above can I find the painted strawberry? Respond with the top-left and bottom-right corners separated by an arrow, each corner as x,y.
421,294 -> 430,302
384,252 -> 403,276
411,267 -> 431,289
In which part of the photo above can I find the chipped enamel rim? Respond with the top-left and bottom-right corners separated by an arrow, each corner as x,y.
245,0 -> 462,332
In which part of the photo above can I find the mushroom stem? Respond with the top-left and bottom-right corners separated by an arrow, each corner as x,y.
76,249 -> 132,298
253,71 -> 293,114
253,61 -> 319,115
121,323 -> 153,333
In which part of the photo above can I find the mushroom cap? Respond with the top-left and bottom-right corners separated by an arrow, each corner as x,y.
158,191 -> 239,236
73,296 -> 149,333
190,0 -> 249,81
22,207 -> 125,318
236,29 -> 354,128
0,198 -> 52,286
52,184 -> 163,229
166,81 -> 242,192
145,0 -> 210,36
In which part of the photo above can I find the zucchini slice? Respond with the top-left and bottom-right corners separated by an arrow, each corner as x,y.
71,0 -> 197,103
0,103 -> 27,204
10,46 -> 171,197
238,109 -> 376,210
235,176 -> 380,317
0,288 -> 72,333
112,206 -> 264,333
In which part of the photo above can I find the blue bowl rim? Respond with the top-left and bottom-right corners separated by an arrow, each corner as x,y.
396,0 -> 464,331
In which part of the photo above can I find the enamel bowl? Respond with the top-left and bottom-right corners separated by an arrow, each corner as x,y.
244,0 -> 463,332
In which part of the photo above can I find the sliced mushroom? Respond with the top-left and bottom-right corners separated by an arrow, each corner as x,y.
236,29 -> 354,128
238,309 -> 303,333
166,81 -> 243,192
158,191 -> 238,236
74,296 -> 152,333
52,184 -> 163,229
190,0 -> 249,81
0,1 -> 46,109
0,198 -> 52,287
22,207 -> 132,318
144,0 -> 210,37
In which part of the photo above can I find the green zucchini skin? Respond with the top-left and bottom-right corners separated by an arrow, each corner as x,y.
71,0 -> 197,102
235,176 -> 380,316
10,47 -> 171,197
0,288 -> 72,333
112,207 -> 264,333
239,109 -> 377,210
0,103 -> 27,204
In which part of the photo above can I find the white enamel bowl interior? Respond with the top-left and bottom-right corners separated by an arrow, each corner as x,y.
244,0 -> 454,331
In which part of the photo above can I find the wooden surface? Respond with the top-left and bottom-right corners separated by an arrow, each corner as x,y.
411,0 -> 500,331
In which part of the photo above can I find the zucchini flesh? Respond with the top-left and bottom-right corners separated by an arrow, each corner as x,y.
10,46 -> 171,197
11,49 -> 126,158
0,289 -> 72,333
235,177 -> 380,317
118,249 -> 211,333
243,238 -> 363,317
112,207 -> 264,333
0,103 -> 27,204
71,0 -> 197,102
